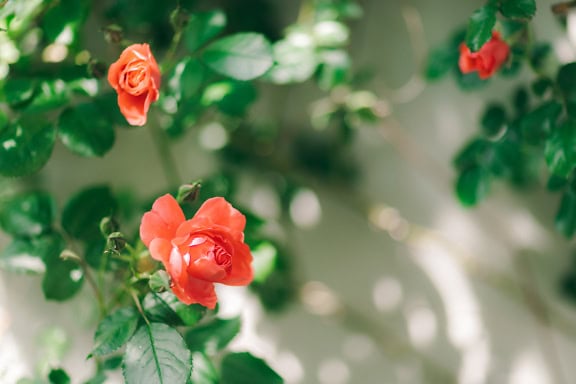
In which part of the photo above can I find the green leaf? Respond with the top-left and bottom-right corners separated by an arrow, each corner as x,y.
191,352 -> 219,384
221,352 -> 283,384
91,307 -> 140,357
556,190 -> 576,237
265,39 -> 317,84
201,32 -> 273,81
48,368 -> 70,384
185,316 -> 241,353
202,81 -> 257,117
61,186 -> 117,241
558,63 -> 576,119
0,236 -> 57,274
456,166 -> 491,206
547,174 -> 568,191
252,241 -> 278,284
40,233 -> 84,301
167,58 -> 206,101
41,0 -> 88,44
149,270 -> 171,292
453,138 -> 491,170
0,191 -> 55,236
25,80 -> 71,113
500,0 -> 536,19
520,101 -> 562,145
123,323 -> 192,384
425,45 -> 456,81
143,291 -> 205,326
481,104 -> 507,137
545,120 -> 576,177
466,5 -> 497,52
58,103 -> 115,157
0,118 -> 56,177
185,10 -> 227,52
3,78 -> 38,107
532,78 -> 553,97
317,50 -> 350,91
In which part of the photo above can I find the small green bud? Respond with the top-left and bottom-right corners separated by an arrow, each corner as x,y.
107,232 -> 126,252
102,24 -> 123,44
177,181 -> 202,204
100,216 -> 119,237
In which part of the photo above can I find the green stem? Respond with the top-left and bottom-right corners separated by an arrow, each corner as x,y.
148,118 -> 181,188
131,290 -> 150,325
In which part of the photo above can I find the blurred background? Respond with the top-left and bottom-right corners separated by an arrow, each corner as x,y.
3,0 -> 576,383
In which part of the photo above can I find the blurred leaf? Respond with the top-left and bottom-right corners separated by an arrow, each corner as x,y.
123,323 -> 192,384
41,233 -> 84,301
167,58 -> 205,101
41,0 -> 89,44
191,352 -> 219,384
0,235 -> 60,274
556,190 -> 576,237
202,81 -> 257,116
0,118 -> 56,177
93,93 -> 130,128
91,307 -> 140,357
201,32 -> 273,81
317,50 -> 350,90
520,101 -> 562,145
532,78 -> 553,97
61,186 -> 117,241
266,39 -> 317,84
513,87 -> 530,115
185,10 -> 227,52
425,45 -> 456,81
25,80 -> 71,113
143,291 -> 205,326
481,104 -> 507,137
0,191 -> 55,236
530,43 -> 552,72
453,138 -> 491,170
455,69 -> 487,90
58,103 -> 115,157
3,78 -> 37,107
252,241 -> 277,284
548,174 -> 568,191
466,5 -> 497,52
456,165 -> 491,206
185,316 -> 241,353
499,0 -> 536,19
221,352 -> 283,384
558,63 -> 576,119
545,120 -> 576,177
48,368 -> 70,384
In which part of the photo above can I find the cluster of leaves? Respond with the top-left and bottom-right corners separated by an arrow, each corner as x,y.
0,0 -> 380,382
425,1 -> 576,301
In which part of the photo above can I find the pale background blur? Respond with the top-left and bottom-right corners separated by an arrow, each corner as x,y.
3,0 -> 576,383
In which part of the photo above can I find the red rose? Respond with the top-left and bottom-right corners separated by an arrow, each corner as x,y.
108,43 -> 161,126
140,194 -> 253,309
458,32 -> 510,79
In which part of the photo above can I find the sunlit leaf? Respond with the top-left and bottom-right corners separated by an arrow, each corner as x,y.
221,352 -> 283,384
123,323 -> 192,384
91,307 -> 140,357
202,33 -> 273,81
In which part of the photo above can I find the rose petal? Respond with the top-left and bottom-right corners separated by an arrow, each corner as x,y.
139,195 -> 185,246
220,241 -> 253,286
117,91 -> 148,126
171,275 -> 218,309
149,238 -> 171,263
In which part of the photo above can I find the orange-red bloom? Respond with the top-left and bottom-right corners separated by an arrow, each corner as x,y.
108,43 -> 161,126
140,195 -> 253,309
458,32 -> 510,80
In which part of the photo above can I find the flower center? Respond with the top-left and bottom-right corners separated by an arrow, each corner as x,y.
212,244 -> 232,271
120,60 -> 149,95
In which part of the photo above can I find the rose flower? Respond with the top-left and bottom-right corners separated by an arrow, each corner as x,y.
140,194 -> 253,309
108,43 -> 161,126
458,32 -> 510,79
